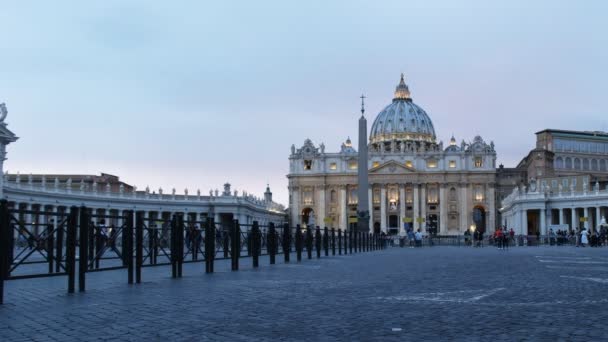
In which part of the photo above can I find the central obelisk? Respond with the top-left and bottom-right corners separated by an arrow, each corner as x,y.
356,95 -> 370,232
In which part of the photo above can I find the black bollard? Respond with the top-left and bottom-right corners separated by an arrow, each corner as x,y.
231,220 -> 241,271
323,227 -> 329,257
66,207 -> 78,294
315,226 -> 321,259
268,222 -> 276,265
331,228 -> 336,256
295,225 -> 303,262
252,221 -> 261,268
338,229 -> 342,255
306,226 -> 313,260
283,223 -> 291,263
135,211 -> 144,284
205,217 -> 216,273
78,206 -> 89,292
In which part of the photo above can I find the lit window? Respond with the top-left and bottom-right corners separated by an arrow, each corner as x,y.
373,189 -> 380,204
329,163 -> 337,170
348,161 -> 357,170
406,188 -> 413,203
426,159 -> 437,168
405,161 -> 413,168
474,158 -> 483,168
372,161 -> 380,168
304,160 -> 312,170
449,160 -> 456,168
474,185 -> 484,202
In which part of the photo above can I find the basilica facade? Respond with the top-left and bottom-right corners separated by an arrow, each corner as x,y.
288,75 -> 497,235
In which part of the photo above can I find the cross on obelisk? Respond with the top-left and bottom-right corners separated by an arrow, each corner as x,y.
357,94 -> 370,232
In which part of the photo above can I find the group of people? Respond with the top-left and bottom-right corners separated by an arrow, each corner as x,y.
492,227 -> 515,249
548,227 -> 608,247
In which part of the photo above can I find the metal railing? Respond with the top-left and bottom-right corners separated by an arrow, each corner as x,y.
0,200 -> 388,305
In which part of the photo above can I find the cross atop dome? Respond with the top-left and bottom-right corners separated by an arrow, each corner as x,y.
393,73 -> 411,101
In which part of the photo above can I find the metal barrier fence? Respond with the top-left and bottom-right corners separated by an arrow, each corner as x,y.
0,201 -> 388,304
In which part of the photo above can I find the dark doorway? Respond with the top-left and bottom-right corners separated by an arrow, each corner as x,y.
302,208 -> 313,225
473,206 -> 486,234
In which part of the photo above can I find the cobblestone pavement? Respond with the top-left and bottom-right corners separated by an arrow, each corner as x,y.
2,246 -> 608,341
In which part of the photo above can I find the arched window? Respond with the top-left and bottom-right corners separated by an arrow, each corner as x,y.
600,159 -> 607,172
591,159 -> 598,171
555,157 -> 564,169
574,158 -> 581,169
583,159 -> 590,170
565,157 -> 572,169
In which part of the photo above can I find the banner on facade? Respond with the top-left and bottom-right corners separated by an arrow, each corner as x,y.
579,217 -> 588,222
416,217 -> 426,223
323,217 -> 332,224
402,217 -> 413,223
348,217 -> 358,223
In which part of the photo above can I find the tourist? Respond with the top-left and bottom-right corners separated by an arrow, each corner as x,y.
407,228 -> 415,248
415,229 -> 422,247
495,228 -> 503,249
580,228 -> 589,247
502,228 -> 509,250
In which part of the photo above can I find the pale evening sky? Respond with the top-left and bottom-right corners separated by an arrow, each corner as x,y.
1,1 -> 607,205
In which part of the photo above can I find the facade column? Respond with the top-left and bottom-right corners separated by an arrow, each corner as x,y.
571,208 -> 577,231
487,184 -> 496,231
399,185 -> 406,235
413,184 -> 420,231
559,208 -> 564,225
290,187 -> 300,227
439,184 -> 447,234
596,207 -> 601,231
459,184 -> 468,232
420,185 -> 426,233
540,209 -> 546,236
317,186 -> 326,227
339,186 -> 347,231
584,207 -> 589,230
368,186 -> 373,231
380,186 -> 387,233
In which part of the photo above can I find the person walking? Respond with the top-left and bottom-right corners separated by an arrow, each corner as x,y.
415,229 -> 423,248
581,228 -> 589,247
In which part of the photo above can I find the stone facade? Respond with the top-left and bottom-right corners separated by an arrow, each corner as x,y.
288,76 -> 497,235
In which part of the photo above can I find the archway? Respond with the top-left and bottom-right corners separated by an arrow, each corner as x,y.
301,207 -> 314,226
472,206 -> 486,234
373,222 -> 381,234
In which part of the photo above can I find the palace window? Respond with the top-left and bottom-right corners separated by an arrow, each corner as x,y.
388,187 -> 398,202
426,159 -> 437,169
373,188 -> 380,204
304,160 -> 312,170
348,187 -> 358,204
406,188 -> 413,204
474,185 -> 484,202
474,157 -> 483,168
348,161 -> 357,170
449,160 -> 456,169
329,162 -> 337,170
303,188 -> 313,205
427,186 -> 438,203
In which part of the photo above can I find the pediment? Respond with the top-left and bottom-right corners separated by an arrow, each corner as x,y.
369,160 -> 416,174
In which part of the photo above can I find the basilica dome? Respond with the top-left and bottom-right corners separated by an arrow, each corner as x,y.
369,74 -> 436,144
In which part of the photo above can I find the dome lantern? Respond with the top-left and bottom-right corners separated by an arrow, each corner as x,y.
393,73 -> 411,101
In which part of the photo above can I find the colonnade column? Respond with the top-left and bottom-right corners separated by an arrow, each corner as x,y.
399,185 -> 406,235
439,184 -> 447,234
290,186 -> 300,227
571,208 -> 577,231
420,185 -> 426,233
487,184 -> 496,231
413,184 -> 420,231
559,208 -> 564,225
596,207 -> 601,230
584,207 -> 589,230
380,186 -> 387,233
540,209 -> 546,236
339,186 -> 347,231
